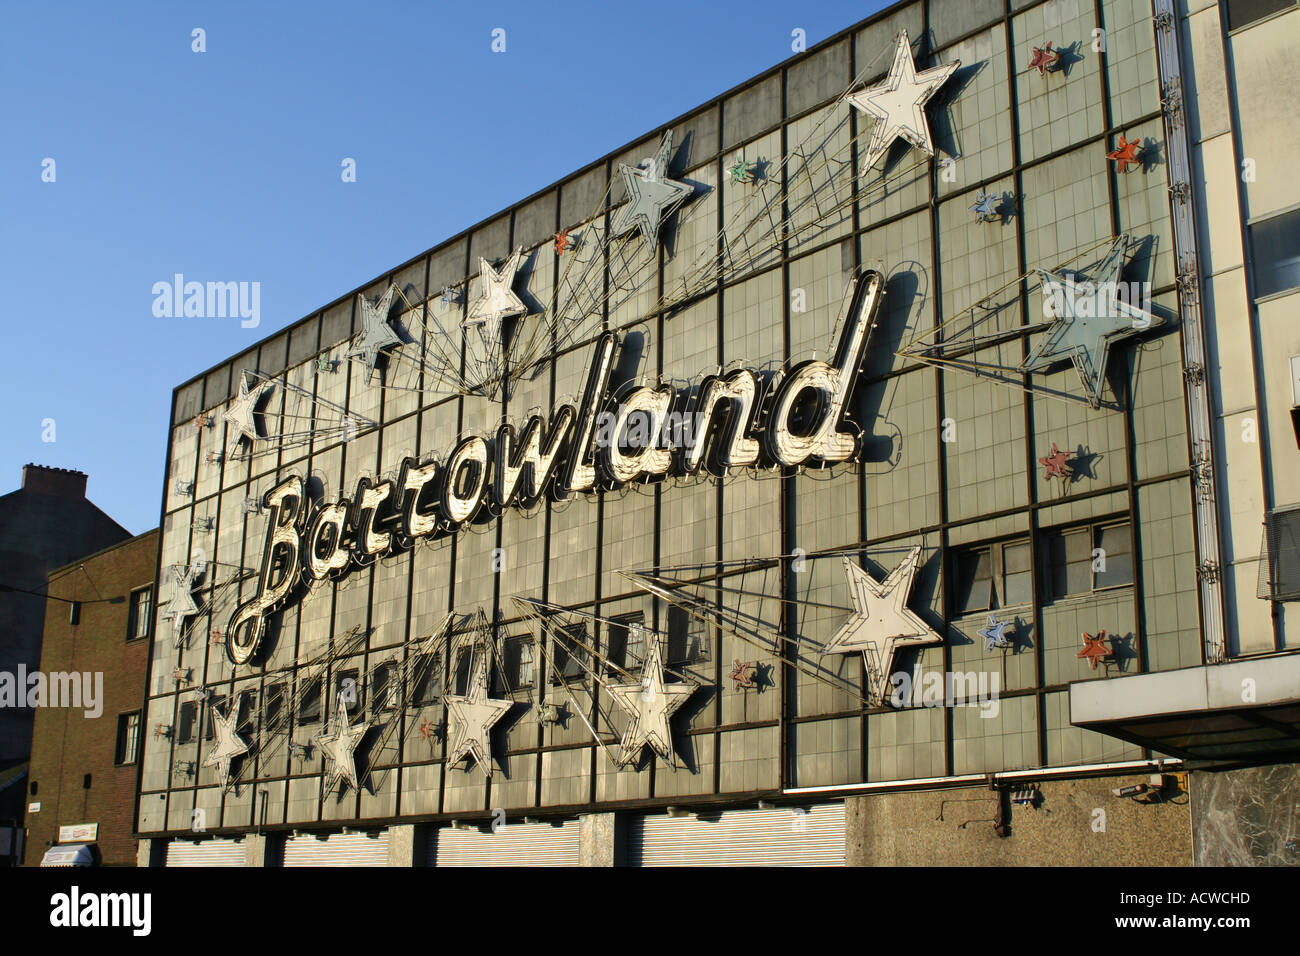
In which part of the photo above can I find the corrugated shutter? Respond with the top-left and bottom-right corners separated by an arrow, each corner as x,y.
281,831 -> 390,866
628,804 -> 845,866
429,820 -> 580,866
165,838 -> 245,866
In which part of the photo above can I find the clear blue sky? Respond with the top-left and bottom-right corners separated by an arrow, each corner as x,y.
0,1 -> 887,533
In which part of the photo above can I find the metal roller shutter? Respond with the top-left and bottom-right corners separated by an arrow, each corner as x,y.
628,804 -> 846,866
281,831 -> 390,866
165,838 -> 246,866
429,820 -> 580,866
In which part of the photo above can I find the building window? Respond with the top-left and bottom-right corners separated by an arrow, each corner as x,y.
502,636 -> 535,689
549,624 -> 589,684
1248,207 -> 1300,299
68,601 -> 80,626
263,681 -> 286,733
127,587 -> 152,641
115,712 -> 141,765
951,538 -> 1034,614
204,696 -> 226,741
452,647 -> 475,695
1042,520 -> 1134,599
413,653 -> 442,705
1259,505 -> 1300,601
371,661 -> 398,712
1226,0 -> 1297,31
667,605 -> 710,667
177,701 -> 198,744
333,669 -> 361,713
605,613 -> 647,675
298,677 -> 322,724
236,689 -> 257,733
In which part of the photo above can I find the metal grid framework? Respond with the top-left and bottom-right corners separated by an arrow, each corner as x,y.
138,0 -> 1207,838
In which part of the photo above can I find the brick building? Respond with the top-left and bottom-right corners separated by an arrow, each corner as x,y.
23,529 -> 158,866
0,464 -> 131,863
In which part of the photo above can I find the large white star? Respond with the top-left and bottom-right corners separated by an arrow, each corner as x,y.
444,656 -> 512,776
611,131 -> 693,250
1019,235 -> 1162,407
203,700 -> 249,791
315,696 -> 369,793
165,563 -> 202,645
347,285 -> 403,378
847,30 -> 959,171
822,547 -> 942,702
224,372 -> 271,443
463,248 -> 529,341
606,638 -> 696,769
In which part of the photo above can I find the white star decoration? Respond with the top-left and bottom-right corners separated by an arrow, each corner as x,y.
847,30 -> 959,171
165,563 -> 202,643
347,285 -> 403,378
444,655 -> 511,776
224,372 -> 271,443
202,700 -> 249,791
611,131 -> 693,250
822,547 -> 943,703
606,638 -> 696,768
315,696 -> 369,793
463,247 -> 529,340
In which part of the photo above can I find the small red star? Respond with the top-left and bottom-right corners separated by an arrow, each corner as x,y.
1107,135 -> 1142,173
1078,631 -> 1112,669
418,717 -> 436,742
1028,42 -> 1059,76
554,229 -> 572,256
730,660 -> 757,690
1039,442 -> 1073,480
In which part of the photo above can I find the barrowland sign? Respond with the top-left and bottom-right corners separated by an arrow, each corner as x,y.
223,270 -> 883,664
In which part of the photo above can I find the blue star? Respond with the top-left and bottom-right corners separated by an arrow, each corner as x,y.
1018,235 -> 1162,406
977,614 -> 1013,651
971,189 -> 999,222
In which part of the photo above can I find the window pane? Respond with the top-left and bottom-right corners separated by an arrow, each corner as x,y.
1249,207 -> 1300,298
299,678 -> 321,723
205,697 -> 225,741
414,653 -> 442,705
1047,528 -> 1092,597
1001,542 -> 1033,605
606,614 -> 645,675
126,713 -> 140,764
453,648 -> 474,693
551,625 -> 588,684
667,605 -> 710,665
372,662 -> 397,710
236,690 -> 256,731
954,548 -> 994,613
499,637 -> 534,690
178,701 -> 197,743
1095,523 -> 1134,588
1226,0 -> 1296,31
264,682 -> 286,732
130,589 -> 151,639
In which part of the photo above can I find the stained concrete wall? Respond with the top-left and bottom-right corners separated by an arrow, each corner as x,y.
1192,763 -> 1300,866
846,772 -> 1193,866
